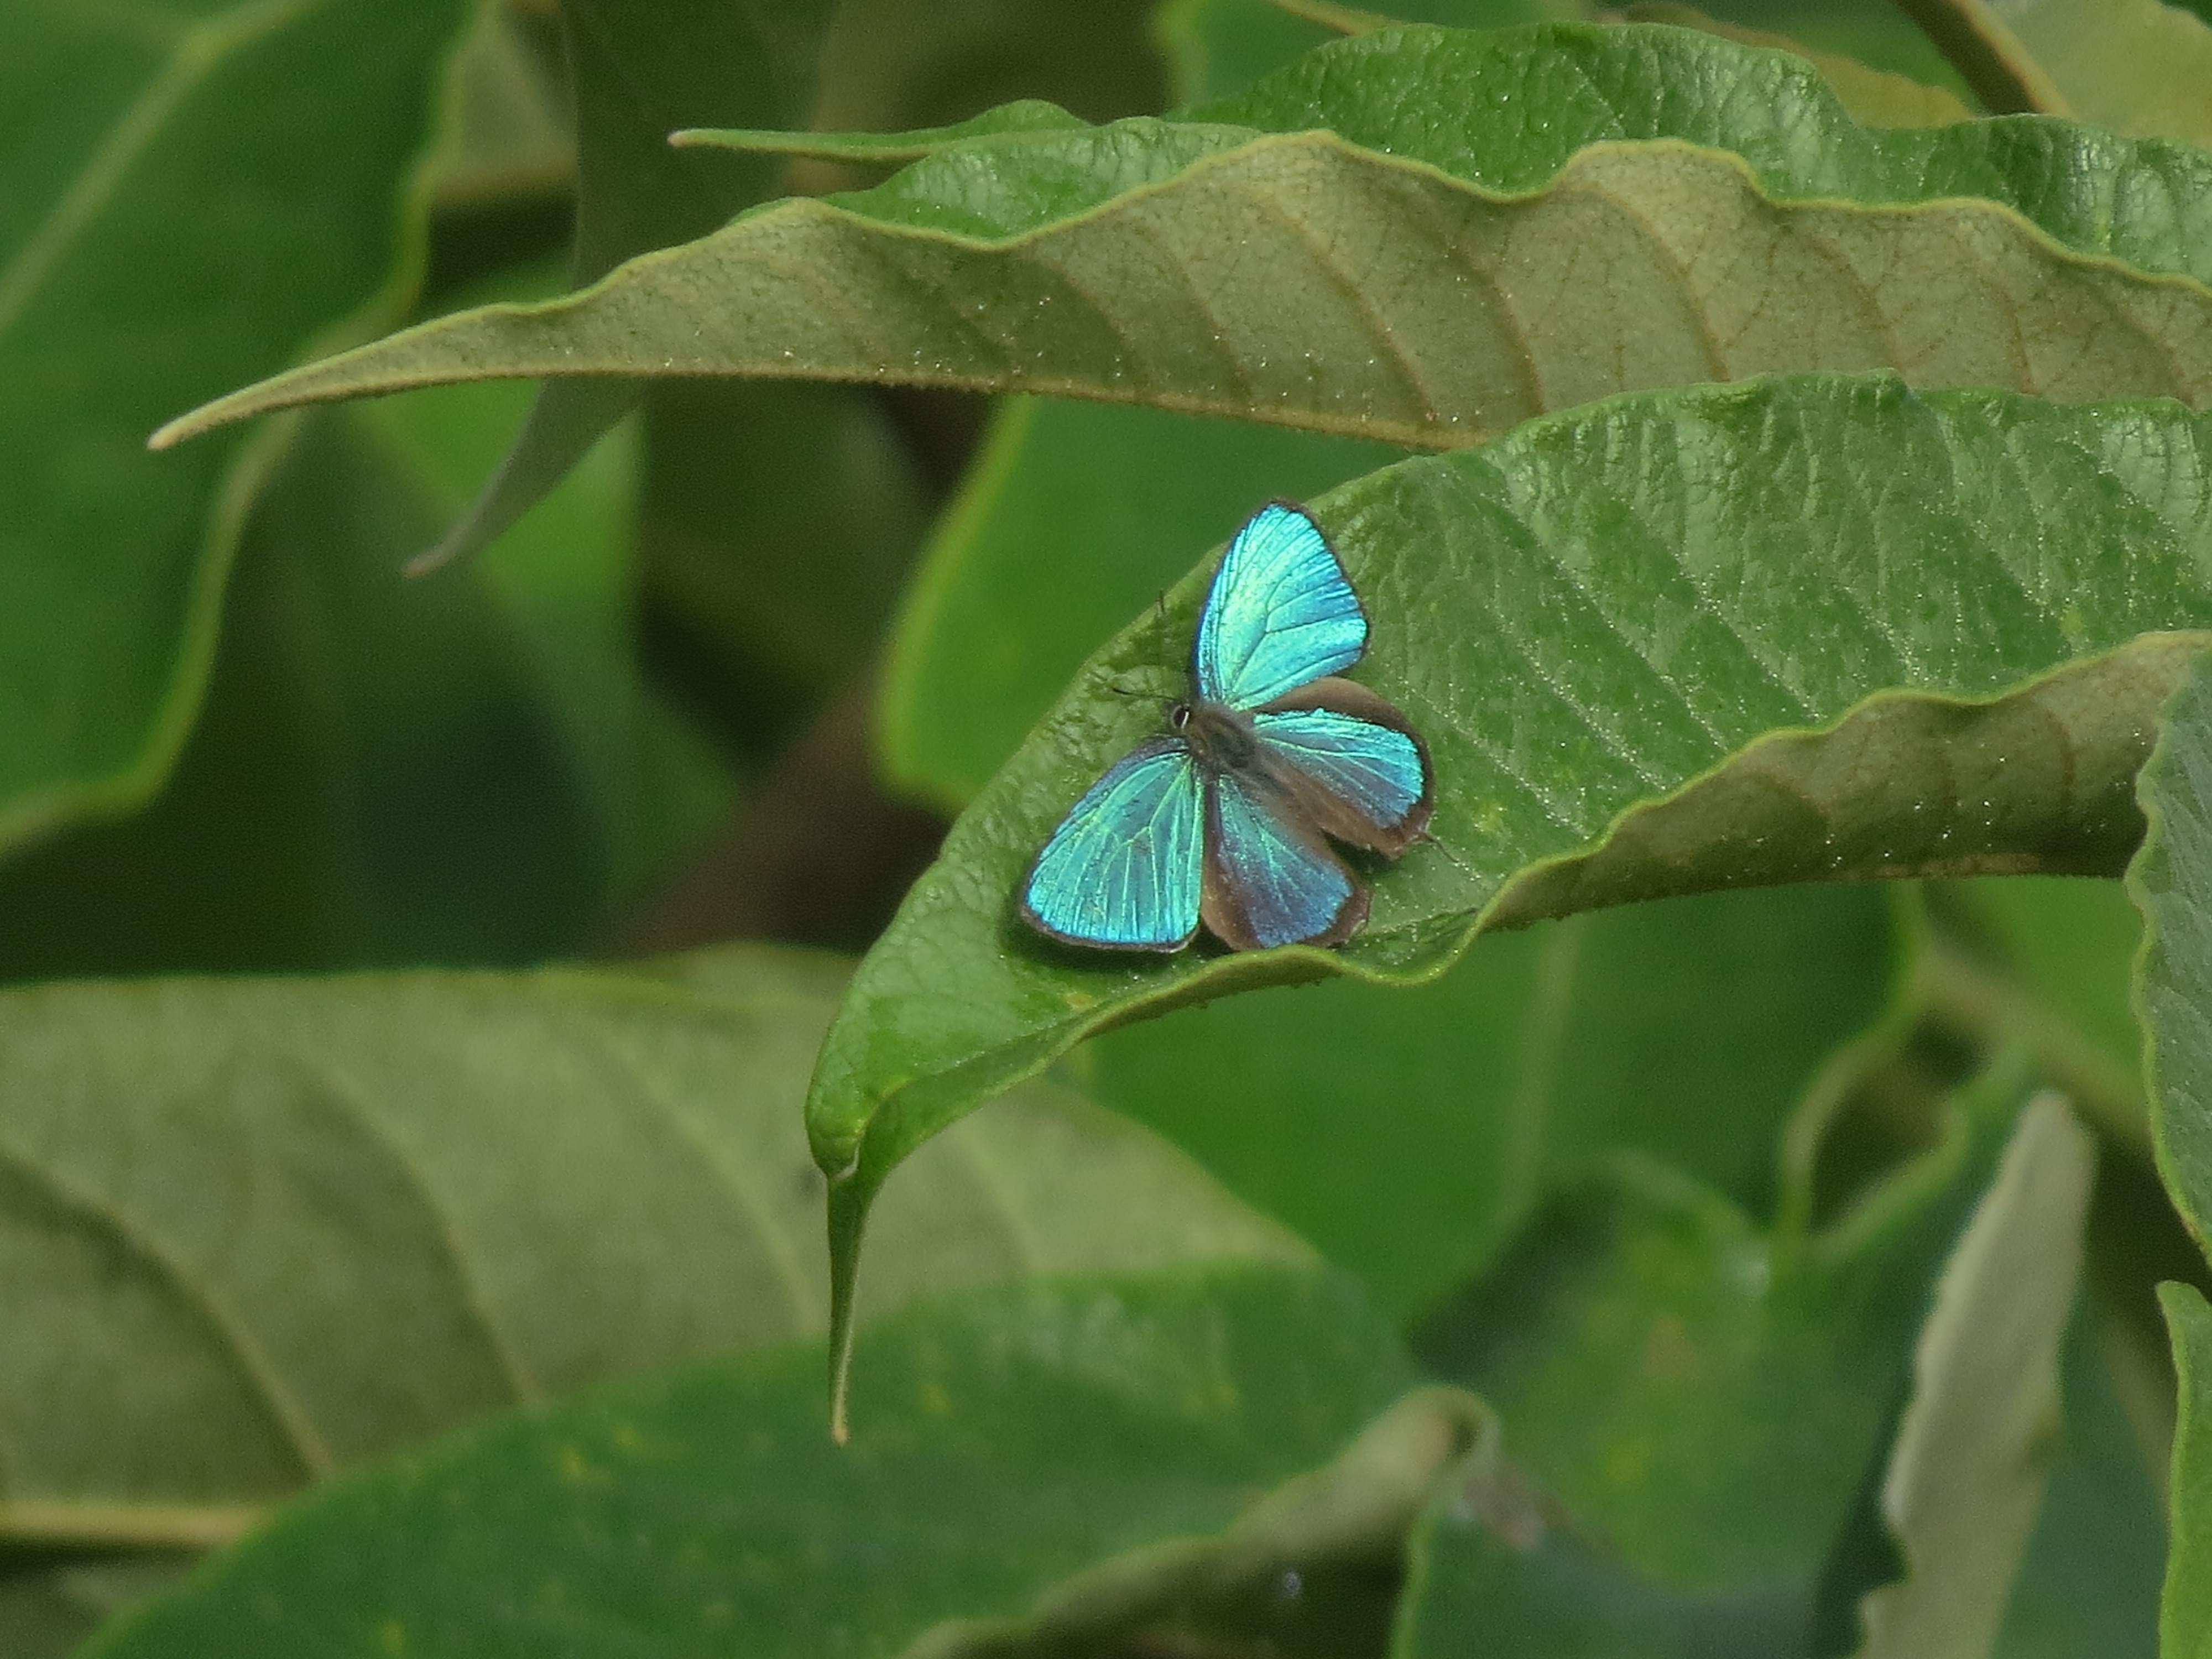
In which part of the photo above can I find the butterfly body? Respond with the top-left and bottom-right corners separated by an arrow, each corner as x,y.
1021,502 -> 1431,954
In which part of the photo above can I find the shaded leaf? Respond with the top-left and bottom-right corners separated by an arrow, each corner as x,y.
811,377 -> 2212,1415
1854,1093 -> 2095,1659
2159,1281 -> 2212,1655
1914,0 -> 2212,147
1986,1301 -> 2164,1659
413,0 -> 839,572
0,294 -> 727,979
907,1386 -> 1489,1659
1086,884 -> 1902,1316
0,0 -> 471,856
155,25 -> 2212,451
1396,1062 -> 2027,1652
1391,1453 -> 1801,1658
1941,875 -> 2146,1120
633,377 -> 931,766
80,1266 -> 1413,1659
0,945 -> 1301,1547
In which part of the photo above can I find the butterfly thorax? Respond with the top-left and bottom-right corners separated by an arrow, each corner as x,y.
1168,698 -> 1260,774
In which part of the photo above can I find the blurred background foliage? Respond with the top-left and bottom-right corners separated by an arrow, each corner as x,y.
5,0 -> 2211,1655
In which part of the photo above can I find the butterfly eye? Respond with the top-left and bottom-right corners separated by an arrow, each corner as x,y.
1167,703 -> 1192,731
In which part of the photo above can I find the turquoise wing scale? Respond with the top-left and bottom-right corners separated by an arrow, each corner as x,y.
1206,771 -> 1363,949
1249,707 -> 1426,834
1021,739 -> 1205,949
1194,501 -> 1366,710
1022,499 -> 1427,953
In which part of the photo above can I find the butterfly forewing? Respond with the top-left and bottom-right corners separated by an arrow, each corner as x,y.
1194,502 -> 1366,711
1201,771 -> 1366,951
1021,739 -> 1206,950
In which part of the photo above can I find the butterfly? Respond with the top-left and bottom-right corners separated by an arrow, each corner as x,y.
1020,500 -> 1433,952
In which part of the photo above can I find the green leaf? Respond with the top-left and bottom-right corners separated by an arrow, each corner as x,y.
675,100 -> 1093,163
410,0 -> 839,573
811,377 -> 2212,1414
2159,1281 -> 2212,1656
153,24 -> 2212,451
2128,649 -> 2212,1255
1853,1093 -> 2095,1659
79,1265 -> 1412,1659
1396,1062 -> 2026,1650
1085,883 -> 1902,1315
1942,875 -> 2147,1119
1392,1460 -> 1801,1658
0,307 -> 728,978
0,945 -> 1301,1548
633,377 -> 931,763
0,0 -> 471,857
884,397 -> 1406,809
1987,1301 -> 2164,1659
1157,0 -> 1565,105
1620,4 -> 1974,127
900,1385 -> 1490,1659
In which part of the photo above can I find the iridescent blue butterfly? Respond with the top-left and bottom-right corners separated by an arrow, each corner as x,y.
1021,500 -> 1433,952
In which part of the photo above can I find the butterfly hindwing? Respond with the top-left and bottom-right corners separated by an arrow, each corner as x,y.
1251,676 -> 1434,856
1201,769 -> 1369,951
1194,502 -> 1366,711
1022,739 -> 1205,950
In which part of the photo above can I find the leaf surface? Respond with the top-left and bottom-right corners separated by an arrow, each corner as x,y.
1940,0 -> 2212,148
2161,1282 -> 2212,1655
1853,1093 -> 2095,1659
410,0 -> 839,572
1087,884 -> 1900,1315
812,377 -> 2212,1410
80,1266 -> 1411,1659
2128,649 -> 2212,1253
0,0 -> 470,855
0,945 -> 1300,1547
0,263 -> 728,979
155,25 -> 2212,451
2115,645 -> 2212,1650
881,273 -> 1898,1325
1396,1062 -> 2025,1651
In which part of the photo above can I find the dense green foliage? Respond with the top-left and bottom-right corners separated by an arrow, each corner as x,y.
11,1 -> 2212,1656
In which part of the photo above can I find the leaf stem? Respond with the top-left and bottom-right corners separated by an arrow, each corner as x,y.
1888,0 -> 2070,114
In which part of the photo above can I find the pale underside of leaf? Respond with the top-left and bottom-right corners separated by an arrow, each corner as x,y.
1853,1092 -> 2095,1659
153,134 -> 2212,455
1910,0 -> 2212,147
0,947 -> 1300,1547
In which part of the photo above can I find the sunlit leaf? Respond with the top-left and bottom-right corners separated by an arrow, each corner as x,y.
812,377 -> 2212,1416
